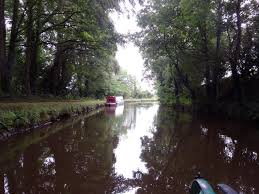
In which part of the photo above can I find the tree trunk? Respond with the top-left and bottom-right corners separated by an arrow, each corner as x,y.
5,0 -> 19,94
51,43 -> 63,95
204,34 -> 211,102
59,50 -> 69,94
49,0 -> 65,95
164,46 -> 196,100
30,37 -> 38,95
198,24 -> 211,102
24,0 -> 34,96
0,0 -> 6,93
30,0 -> 42,95
175,60 -> 196,100
174,77 -> 180,104
231,0 -> 242,103
212,0 -> 223,102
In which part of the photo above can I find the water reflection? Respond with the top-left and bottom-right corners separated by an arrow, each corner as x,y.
105,105 -> 124,117
114,104 -> 159,179
133,106 -> 259,193
0,103 -> 258,194
218,134 -> 236,162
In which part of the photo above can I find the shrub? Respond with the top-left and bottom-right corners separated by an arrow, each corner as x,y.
0,111 -> 17,129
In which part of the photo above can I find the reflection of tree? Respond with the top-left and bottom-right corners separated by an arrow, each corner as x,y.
130,106 -> 259,193
199,120 -> 259,193
130,106 -> 193,193
122,104 -> 137,130
45,113 -> 131,194
23,144 -> 41,193
0,173 -> 3,194
1,105 -> 259,193
0,111 -> 134,194
104,104 -> 138,136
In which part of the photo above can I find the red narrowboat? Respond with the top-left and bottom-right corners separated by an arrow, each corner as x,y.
105,96 -> 124,106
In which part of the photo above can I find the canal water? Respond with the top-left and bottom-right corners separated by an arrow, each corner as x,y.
0,103 -> 259,194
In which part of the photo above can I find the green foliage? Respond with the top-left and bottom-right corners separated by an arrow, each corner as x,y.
136,0 -> 259,110
0,111 -> 16,129
109,70 -> 136,97
0,0 -> 135,98
157,84 -> 176,105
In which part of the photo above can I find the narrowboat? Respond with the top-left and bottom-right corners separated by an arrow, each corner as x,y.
105,96 -> 124,106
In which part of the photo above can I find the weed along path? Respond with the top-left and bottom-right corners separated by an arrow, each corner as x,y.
0,102 -> 259,193
0,100 -> 105,140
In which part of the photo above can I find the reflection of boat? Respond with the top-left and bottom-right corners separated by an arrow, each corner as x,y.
105,105 -> 124,117
190,175 -> 238,194
105,96 -> 124,106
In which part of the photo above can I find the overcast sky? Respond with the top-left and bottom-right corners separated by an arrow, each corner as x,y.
109,2 -> 154,92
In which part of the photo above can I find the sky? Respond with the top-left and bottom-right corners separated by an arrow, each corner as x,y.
109,2 -> 154,92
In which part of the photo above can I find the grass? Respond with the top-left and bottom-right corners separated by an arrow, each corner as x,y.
0,99 -> 104,131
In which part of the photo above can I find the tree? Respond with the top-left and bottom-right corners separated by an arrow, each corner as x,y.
0,0 -> 138,97
5,0 -> 20,94
136,0 -> 259,106
0,0 -> 6,93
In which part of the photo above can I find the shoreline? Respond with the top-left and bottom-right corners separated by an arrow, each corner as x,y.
124,98 -> 158,103
0,100 -> 105,141
167,102 -> 259,123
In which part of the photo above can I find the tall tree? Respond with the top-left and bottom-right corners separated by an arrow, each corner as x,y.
24,0 -> 34,96
212,0 -> 223,101
230,0 -> 242,102
136,0 -> 259,105
0,0 -> 6,93
5,0 -> 20,94
30,0 -> 43,94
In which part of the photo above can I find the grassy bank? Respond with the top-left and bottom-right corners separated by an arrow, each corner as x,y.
0,99 -> 104,133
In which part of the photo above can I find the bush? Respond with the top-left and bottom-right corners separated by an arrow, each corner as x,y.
0,111 -> 17,129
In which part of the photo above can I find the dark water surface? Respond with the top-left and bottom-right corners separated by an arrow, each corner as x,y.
0,103 -> 259,194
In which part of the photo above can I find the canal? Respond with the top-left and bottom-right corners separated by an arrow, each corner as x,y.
0,103 -> 259,193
